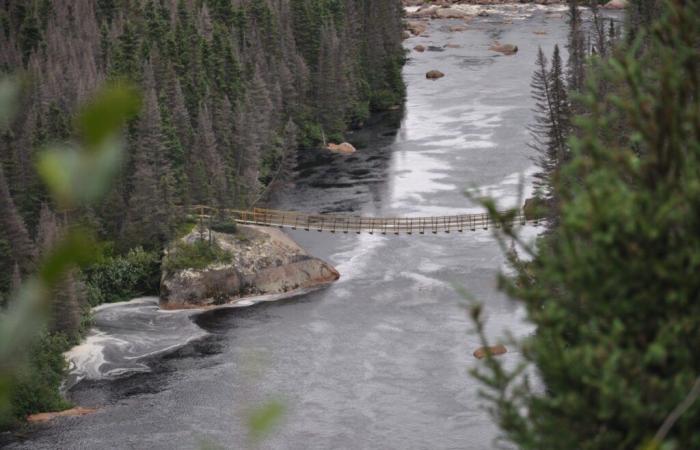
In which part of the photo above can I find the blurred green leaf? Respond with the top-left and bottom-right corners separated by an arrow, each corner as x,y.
37,137 -> 124,207
247,400 -> 286,443
39,228 -> 99,285
76,83 -> 141,150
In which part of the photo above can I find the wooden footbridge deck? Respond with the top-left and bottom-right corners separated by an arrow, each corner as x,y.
190,206 -> 540,235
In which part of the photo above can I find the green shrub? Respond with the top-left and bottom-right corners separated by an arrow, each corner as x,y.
0,332 -> 72,429
210,221 -> 238,234
298,120 -> 324,149
162,239 -> 232,272
349,100 -> 370,127
370,89 -> 402,112
83,247 -> 161,306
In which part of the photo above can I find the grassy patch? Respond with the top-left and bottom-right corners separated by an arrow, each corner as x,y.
162,240 -> 232,272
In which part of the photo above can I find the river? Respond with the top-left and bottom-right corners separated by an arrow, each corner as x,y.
4,5 -> 569,449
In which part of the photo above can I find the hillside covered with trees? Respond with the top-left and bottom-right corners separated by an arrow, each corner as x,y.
0,0 -> 405,272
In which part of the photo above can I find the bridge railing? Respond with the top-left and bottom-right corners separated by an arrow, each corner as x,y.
183,205 -> 539,235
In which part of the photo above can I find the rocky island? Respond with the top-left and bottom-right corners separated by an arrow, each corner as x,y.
160,225 -> 340,309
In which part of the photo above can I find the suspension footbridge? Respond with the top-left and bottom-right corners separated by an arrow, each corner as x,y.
189,206 -> 541,236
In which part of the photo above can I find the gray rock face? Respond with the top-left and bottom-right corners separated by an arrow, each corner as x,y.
160,225 -> 340,309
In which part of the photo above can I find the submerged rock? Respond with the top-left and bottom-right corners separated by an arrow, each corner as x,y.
405,20 -> 428,36
160,225 -> 340,309
414,44 -> 427,52
426,70 -> 445,79
473,345 -> 508,359
489,42 -> 518,55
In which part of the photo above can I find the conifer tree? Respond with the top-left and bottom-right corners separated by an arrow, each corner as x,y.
192,101 -> 226,206
566,0 -> 586,94
529,46 -> 570,212
36,202 -> 58,253
0,163 -> 36,273
123,61 -> 173,248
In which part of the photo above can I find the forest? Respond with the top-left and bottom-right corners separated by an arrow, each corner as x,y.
0,0 -> 404,427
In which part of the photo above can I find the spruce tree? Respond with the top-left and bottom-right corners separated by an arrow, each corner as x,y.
528,47 -> 569,213
123,62 -> 173,249
566,0 -> 586,94
0,163 -> 36,273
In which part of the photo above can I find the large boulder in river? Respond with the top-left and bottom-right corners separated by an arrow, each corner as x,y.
433,7 -> 471,19
160,225 -> 340,309
405,20 -> 428,36
426,70 -> 445,80
489,42 -> 518,55
327,142 -> 357,154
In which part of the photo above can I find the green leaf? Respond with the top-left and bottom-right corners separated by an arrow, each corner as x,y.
39,228 -> 99,285
247,400 -> 286,443
37,137 -> 124,207
76,82 -> 141,150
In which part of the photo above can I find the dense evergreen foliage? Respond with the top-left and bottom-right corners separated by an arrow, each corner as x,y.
475,1 -> 700,449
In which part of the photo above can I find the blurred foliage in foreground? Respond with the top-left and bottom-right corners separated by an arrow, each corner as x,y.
472,1 -> 700,449
0,80 -> 140,428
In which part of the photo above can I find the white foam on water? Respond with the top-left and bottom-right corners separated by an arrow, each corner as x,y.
333,232 -> 387,283
64,288 -> 329,388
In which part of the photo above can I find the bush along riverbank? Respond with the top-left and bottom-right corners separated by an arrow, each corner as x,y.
0,244 -> 163,430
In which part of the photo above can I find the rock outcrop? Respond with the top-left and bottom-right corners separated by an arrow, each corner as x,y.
327,142 -> 357,154
27,407 -> 98,423
426,70 -> 445,79
160,225 -> 340,309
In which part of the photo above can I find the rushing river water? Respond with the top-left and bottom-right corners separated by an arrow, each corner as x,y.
4,6 -> 570,449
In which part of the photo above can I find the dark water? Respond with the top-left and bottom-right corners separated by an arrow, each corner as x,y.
3,6 -> 569,449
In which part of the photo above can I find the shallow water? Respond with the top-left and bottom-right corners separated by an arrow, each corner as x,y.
4,7 -> 569,449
